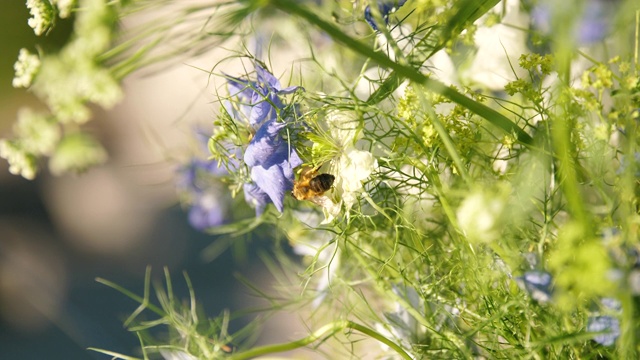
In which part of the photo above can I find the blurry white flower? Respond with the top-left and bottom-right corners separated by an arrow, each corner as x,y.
456,190 -> 505,243
35,56 -> 122,123
423,50 -> 459,87
314,111 -> 378,221
334,148 -> 376,211
52,0 -> 76,18
13,49 -> 41,88
14,108 -> 61,156
159,350 -> 197,360
48,133 -> 108,176
492,145 -> 511,174
461,0 -> 528,89
325,110 -> 359,147
0,140 -> 38,180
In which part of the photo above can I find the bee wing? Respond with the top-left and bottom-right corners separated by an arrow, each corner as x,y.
308,195 -> 334,208
310,195 -> 341,224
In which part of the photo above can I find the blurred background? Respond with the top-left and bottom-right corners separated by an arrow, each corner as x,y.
0,3 -> 302,359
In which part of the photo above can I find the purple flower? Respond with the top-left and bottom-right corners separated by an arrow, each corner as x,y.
243,182 -> 272,216
588,315 -> 620,346
176,159 -> 228,231
364,0 -> 407,31
243,119 -> 302,214
188,193 -> 225,231
531,0 -> 615,45
226,65 -> 300,127
224,65 -> 304,216
516,270 -> 553,303
617,152 -> 640,177
176,159 -> 219,193
587,298 -> 621,346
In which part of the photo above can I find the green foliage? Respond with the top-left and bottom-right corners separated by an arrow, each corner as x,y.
6,0 -> 640,359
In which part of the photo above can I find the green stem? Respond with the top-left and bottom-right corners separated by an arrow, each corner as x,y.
267,0 -> 533,146
228,320 -> 412,360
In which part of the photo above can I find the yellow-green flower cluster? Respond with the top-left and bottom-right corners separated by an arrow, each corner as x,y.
12,48 -> 41,88
2,0 -> 119,179
26,0 -> 56,35
0,109 -> 60,179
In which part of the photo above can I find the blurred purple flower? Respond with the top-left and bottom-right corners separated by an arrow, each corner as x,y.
588,315 -> 620,346
176,159 -> 227,231
243,182 -> 272,216
531,0 -> 615,45
244,119 -> 302,214
226,65 -> 301,127
587,298 -> 622,346
516,270 -> 553,303
188,193 -> 225,231
617,152 -> 640,177
364,0 -> 407,31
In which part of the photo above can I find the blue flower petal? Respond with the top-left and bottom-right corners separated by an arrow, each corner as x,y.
531,0 -> 613,45
256,64 -> 283,90
364,0 -> 407,31
251,165 -> 291,213
516,270 -> 553,303
244,120 -> 288,167
587,315 -> 620,346
227,75 -> 250,98
188,193 -> 224,230
279,85 -> 304,94
246,134 -> 302,213
243,182 -> 271,216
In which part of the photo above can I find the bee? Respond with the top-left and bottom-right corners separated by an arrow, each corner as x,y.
292,167 -> 335,202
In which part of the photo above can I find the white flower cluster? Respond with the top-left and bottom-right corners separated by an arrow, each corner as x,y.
0,140 -> 38,180
26,0 -> 77,35
456,190 -> 506,243
12,48 -> 41,88
48,133 -> 108,176
52,0 -> 77,18
0,109 -> 61,179
3,0 -> 118,179
26,0 -> 56,36
320,110 -> 378,222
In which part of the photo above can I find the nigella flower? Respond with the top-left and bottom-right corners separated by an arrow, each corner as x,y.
587,298 -> 621,346
243,119 -> 302,215
176,159 -> 225,231
364,0 -> 408,31
531,0 -> 616,45
176,158 -> 227,231
320,110 -> 377,223
617,152 -> 640,177
224,64 -> 304,216
516,270 -> 553,303
226,64 -> 301,127
176,128 -> 229,232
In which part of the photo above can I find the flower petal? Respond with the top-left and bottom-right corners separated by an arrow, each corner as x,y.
243,182 -> 271,216
244,120 -> 288,167
251,164 -> 293,213
188,193 -> 224,230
